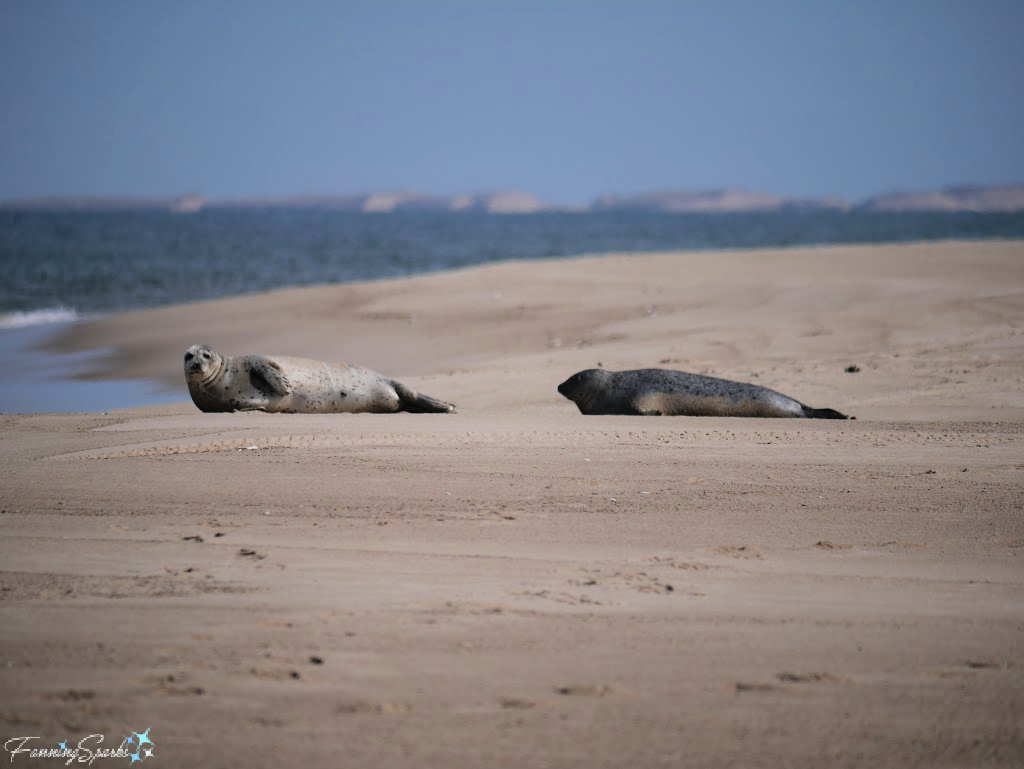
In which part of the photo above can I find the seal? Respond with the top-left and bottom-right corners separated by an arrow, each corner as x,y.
183,344 -> 456,414
557,368 -> 849,419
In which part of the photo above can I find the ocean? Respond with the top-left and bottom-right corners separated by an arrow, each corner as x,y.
1,209 -> 1023,412
4,209 -> 1024,325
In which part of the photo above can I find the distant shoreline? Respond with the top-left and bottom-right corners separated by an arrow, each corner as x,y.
3,183 -> 1024,214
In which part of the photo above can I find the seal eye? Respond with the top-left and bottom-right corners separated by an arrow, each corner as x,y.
184,352 -> 194,361
202,352 -> 211,360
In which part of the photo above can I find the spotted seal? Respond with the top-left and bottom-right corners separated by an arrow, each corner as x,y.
558,368 -> 848,418
184,344 -> 455,414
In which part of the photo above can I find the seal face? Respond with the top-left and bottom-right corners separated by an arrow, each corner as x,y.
183,344 -> 455,414
558,368 -> 848,419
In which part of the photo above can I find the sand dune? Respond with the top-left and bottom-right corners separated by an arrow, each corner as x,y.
2,240 -> 1023,768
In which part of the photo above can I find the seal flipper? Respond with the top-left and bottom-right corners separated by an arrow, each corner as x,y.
800,405 -> 849,420
391,381 -> 456,413
249,359 -> 291,398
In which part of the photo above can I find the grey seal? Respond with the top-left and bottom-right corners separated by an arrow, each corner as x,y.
184,344 -> 455,414
558,368 -> 848,419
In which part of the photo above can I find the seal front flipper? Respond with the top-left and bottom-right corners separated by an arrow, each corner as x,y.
248,358 -> 292,398
391,381 -> 456,413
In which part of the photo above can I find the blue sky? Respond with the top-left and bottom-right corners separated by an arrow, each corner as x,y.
1,1 -> 1021,204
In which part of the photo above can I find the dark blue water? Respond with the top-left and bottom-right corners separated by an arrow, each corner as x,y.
3,209 -> 1024,323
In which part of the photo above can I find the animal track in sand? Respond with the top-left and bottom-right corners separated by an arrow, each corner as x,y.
40,689 -> 118,731
736,672 -> 848,692
648,555 -> 712,570
813,540 -> 853,550
336,701 -> 410,715
588,570 -> 677,594
418,601 -> 545,619
0,711 -> 44,728
0,571 -> 254,600
553,684 -> 614,697
712,545 -> 764,559
775,671 -> 849,684
498,697 -> 536,709
251,716 -> 288,727
147,673 -> 205,696
734,682 -> 778,693
563,559 -> 712,598
248,667 -> 303,682
965,659 -> 1018,670
932,669 -> 979,679
45,689 -> 96,702
515,589 -> 604,606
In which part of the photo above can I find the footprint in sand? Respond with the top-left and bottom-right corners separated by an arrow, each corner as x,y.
336,701 -> 410,715
553,684 -> 613,697
735,682 -> 778,693
45,689 -> 96,702
713,545 -> 764,559
154,676 -> 205,697
498,697 -> 536,709
736,672 -> 848,692
776,671 -> 848,684
965,659 -> 1017,670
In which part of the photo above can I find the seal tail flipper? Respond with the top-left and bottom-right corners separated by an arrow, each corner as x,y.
392,382 -> 456,413
801,405 -> 850,420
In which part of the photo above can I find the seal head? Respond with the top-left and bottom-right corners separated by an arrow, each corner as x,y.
557,369 -> 610,413
184,344 -> 224,387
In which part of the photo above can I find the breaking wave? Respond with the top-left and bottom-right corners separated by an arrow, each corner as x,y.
0,307 -> 81,330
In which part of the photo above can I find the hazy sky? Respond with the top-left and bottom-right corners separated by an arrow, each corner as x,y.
1,1 -> 1022,204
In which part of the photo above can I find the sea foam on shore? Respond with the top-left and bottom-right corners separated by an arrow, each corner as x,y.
0,306 -> 81,330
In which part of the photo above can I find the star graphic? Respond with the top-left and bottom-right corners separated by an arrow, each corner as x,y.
133,728 -> 153,748
144,748 -> 154,758
125,734 -> 134,745
130,751 -> 141,764
58,741 -> 67,750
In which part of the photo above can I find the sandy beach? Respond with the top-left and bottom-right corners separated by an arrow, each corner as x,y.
2,239 -> 1023,768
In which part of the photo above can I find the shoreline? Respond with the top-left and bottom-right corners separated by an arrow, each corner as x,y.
26,238 -> 1024,418
0,322 -> 179,414
1,238 -> 1023,417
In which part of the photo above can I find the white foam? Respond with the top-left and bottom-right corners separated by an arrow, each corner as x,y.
0,307 -> 81,330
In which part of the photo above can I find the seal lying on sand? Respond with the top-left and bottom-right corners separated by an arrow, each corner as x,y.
184,344 -> 455,414
558,368 -> 848,419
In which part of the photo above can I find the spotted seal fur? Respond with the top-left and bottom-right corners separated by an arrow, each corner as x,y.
558,368 -> 848,418
184,344 -> 455,414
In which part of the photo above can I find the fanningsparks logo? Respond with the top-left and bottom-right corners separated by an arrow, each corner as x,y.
4,728 -> 154,764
